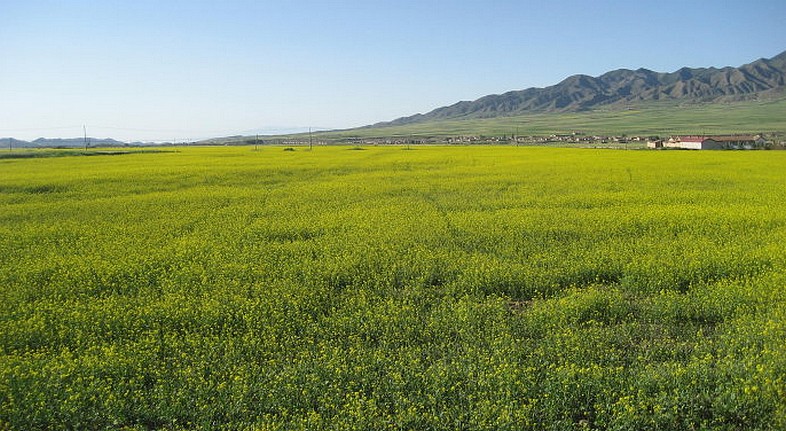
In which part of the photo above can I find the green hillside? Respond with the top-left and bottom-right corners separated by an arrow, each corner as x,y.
213,96 -> 786,145
334,97 -> 786,140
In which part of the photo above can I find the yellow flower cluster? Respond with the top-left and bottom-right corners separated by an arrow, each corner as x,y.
1,146 -> 785,429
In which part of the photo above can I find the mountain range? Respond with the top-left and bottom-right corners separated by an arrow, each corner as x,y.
382,50 -> 786,126
2,137 -> 148,149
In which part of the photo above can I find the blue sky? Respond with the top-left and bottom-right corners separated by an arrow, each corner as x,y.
2,0 -> 785,141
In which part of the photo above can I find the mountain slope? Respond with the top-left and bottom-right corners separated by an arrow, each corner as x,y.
383,50 -> 786,126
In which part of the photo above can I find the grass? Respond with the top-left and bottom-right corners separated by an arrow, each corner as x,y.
0,148 -> 175,159
2,146 -> 786,430
228,96 -> 786,144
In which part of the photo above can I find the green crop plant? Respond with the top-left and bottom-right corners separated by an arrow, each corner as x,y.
1,146 -> 785,430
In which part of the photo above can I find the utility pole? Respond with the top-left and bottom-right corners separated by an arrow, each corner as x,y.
83,125 -> 88,150
255,134 -> 259,151
309,127 -> 313,151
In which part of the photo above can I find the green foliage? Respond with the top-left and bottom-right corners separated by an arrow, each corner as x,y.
1,146 -> 785,429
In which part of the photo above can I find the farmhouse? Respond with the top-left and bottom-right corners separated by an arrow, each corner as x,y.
665,135 -> 766,150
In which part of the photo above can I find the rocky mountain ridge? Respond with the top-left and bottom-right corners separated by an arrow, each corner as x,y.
383,50 -> 786,126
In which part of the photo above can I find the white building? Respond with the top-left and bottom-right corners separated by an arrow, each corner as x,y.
665,135 -> 766,150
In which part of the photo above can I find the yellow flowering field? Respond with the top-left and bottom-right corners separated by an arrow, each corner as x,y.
1,146 -> 785,430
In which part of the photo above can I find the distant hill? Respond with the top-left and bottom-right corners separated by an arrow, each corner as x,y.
3,137 -> 143,148
381,50 -> 786,126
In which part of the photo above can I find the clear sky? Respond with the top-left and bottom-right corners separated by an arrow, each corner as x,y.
2,0 -> 785,142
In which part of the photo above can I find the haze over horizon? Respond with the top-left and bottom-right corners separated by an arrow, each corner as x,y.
2,0 -> 785,142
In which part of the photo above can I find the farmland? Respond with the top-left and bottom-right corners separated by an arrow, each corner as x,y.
2,146 -> 786,430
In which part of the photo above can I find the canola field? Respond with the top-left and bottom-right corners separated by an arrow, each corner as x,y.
1,146 -> 786,430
